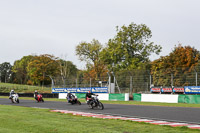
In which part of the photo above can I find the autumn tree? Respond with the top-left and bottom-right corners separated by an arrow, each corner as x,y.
101,22 -> 162,71
83,62 -> 108,84
27,54 -> 60,86
151,45 -> 200,86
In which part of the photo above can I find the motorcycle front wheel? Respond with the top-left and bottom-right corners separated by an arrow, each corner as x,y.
88,104 -> 93,109
11,99 -> 14,103
77,100 -> 81,105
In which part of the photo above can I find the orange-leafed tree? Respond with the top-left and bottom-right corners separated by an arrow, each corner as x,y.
151,44 -> 200,87
83,62 -> 108,86
27,54 -> 60,85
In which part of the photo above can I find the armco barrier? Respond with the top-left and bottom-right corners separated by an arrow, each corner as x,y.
109,94 -> 125,101
133,93 -> 141,101
178,94 -> 200,104
133,93 -> 200,104
97,94 -> 109,100
141,94 -> 179,103
133,93 -> 179,103
75,93 -> 86,99
59,93 -> 86,99
58,93 -> 129,101
75,93 -> 109,100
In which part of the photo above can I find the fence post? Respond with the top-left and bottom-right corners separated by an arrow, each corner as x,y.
171,73 -> 173,87
150,74 -> 151,89
130,76 -> 133,94
76,79 -> 78,88
90,78 -> 91,88
196,71 -> 198,86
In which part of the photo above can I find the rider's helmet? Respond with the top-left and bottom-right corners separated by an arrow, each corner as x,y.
88,91 -> 91,93
11,90 -> 14,92
35,90 -> 37,93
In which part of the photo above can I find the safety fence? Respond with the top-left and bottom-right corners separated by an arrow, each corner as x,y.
51,66 -> 200,94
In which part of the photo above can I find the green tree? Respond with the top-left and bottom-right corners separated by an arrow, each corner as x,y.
101,22 -> 162,71
76,39 -> 106,80
12,55 -> 34,84
0,62 -> 13,83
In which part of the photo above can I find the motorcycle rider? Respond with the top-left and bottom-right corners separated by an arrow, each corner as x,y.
9,90 -> 15,99
34,90 -> 39,100
67,93 -> 75,103
85,91 -> 96,105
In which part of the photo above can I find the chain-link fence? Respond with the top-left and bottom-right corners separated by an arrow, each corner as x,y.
53,66 -> 200,94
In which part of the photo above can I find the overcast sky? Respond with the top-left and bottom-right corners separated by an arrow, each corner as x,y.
0,0 -> 200,69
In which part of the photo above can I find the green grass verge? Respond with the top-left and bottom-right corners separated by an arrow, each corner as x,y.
1,96 -> 200,108
0,105 -> 199,133
0,83 -> 51,93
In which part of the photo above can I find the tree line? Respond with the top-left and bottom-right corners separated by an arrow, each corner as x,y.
0,22 -> 200,88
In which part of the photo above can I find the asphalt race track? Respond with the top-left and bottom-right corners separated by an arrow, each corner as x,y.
0,98 -> 200,124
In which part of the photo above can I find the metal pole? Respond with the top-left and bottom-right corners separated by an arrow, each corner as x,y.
171,73 -> 173,87
108,76 -> 111,93
150,74 -> 151,90
76,79 -> 78,88
196,71 -> 198,86
130,76 -> 133,94
90,78 -> 91,88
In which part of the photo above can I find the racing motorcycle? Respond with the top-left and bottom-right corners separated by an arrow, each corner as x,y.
88,95 -> 104,110
10,93 -> 19,103
36,94 -> 44,102
67,95 -> 81,105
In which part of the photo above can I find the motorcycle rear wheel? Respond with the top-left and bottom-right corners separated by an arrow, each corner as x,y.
17,99 -> 19,103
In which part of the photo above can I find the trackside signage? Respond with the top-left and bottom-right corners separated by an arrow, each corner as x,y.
52,87 -> 108,93
173,87 -> 184,93
184,86 -> 200,94
161,87 -> 172,93
150,87 -> 161,93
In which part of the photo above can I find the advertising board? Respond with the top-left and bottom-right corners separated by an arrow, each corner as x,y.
184,86 -> 200,94
173,87 -> 184,93
150,87 -> 161,93
161,87 -> 172,93
52,87 -> 108,93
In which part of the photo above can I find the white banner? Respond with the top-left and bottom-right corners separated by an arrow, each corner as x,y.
141,94 -> 179,103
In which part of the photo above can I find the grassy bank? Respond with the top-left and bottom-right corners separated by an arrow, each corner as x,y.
0,83 -> 51,93
0,105 -> 199,133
